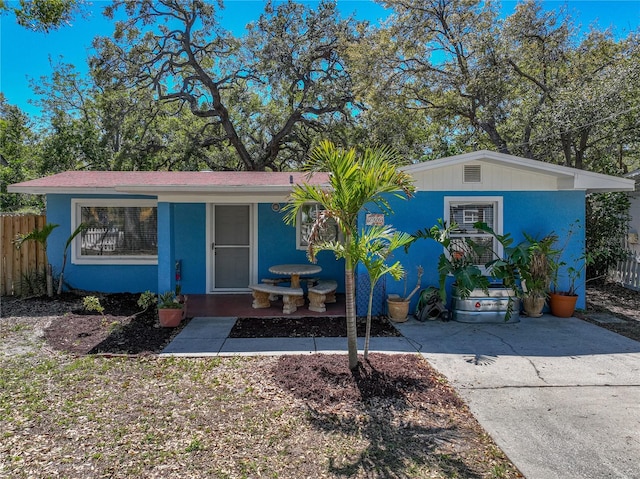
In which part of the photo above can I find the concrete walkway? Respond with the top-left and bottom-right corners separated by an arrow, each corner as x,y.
162,315 -> 640,479
161,316 -> 417,356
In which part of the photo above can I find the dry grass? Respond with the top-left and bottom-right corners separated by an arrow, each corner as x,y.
2,281 -> 640,479
0,351 -> 521,478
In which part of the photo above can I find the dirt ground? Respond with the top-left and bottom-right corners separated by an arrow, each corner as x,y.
580,281 -> 640,341
2,282 -> 638,478
0,293 -> 526,478
0,292 -> 401,356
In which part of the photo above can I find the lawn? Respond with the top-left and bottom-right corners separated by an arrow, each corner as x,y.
4,279 -> 640,478
0,351 -> 521,478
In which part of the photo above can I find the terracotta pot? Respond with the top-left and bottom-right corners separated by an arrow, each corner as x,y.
387,298 -> 410,322
158,308 -> 183,327
549,292 -> 578,318
523,296 -> 545,318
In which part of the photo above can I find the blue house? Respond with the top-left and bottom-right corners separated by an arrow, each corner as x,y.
9,151 -> 634,315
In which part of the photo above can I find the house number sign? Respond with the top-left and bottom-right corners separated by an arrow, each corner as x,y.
365,214 -> 385,226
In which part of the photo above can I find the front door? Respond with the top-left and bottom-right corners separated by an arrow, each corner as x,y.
211,204 -> 252,291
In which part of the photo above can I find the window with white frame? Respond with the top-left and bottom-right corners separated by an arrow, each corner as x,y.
444,197 -> 503,267
296,203 -> 340,250
72,199 -> 158,264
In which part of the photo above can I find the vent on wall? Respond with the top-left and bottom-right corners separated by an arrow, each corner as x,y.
464,165 -> 482,183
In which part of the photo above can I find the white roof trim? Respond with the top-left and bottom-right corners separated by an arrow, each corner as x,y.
401,150 -> 635,193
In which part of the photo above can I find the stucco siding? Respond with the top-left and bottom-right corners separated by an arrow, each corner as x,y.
357,190 -> 586,315
44,196 -> 345,295
46,194 -> 158,293
257,204 -> 345,292
173,204 -> 207,294
45,189 -> 584,312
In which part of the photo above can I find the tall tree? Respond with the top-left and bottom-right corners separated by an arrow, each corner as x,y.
92,0 -> 358,171
1,0 -> 83,32
284,141 -> 415,370
0,96 -> 42,211
501,1 -> 640,169
33,61 -> 226,172
361,0 -> 509,153
357,0 -> 640,171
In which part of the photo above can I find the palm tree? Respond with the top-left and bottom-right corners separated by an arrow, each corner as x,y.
355,226 -> 413,360
14,223 -> 59,296
283,140 -> 415,370
14,222 -> 88,295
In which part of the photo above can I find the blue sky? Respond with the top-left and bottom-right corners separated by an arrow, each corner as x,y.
1,0 -> 639,118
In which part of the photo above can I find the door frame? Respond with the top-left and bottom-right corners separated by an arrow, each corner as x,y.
205,203 -> 258,293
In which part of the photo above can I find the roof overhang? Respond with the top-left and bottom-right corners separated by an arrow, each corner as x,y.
7,171 -> 331,200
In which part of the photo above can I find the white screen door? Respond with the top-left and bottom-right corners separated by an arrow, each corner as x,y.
211,205 -> 251,290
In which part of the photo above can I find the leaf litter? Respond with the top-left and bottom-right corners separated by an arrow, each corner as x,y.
18,285 -> 640,478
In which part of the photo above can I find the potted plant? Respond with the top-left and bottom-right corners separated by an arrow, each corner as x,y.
549,253 -> 593,318
543,221 -> 592,318
462,224 -> 567,319
387,265 -> 423,322
410,219 -> 491,302
157,290 -> 183,327
410,220 -> 529,322
518,233 -> 560,317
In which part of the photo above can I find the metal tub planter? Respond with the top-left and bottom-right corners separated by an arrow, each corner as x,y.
452,284 -> 520,323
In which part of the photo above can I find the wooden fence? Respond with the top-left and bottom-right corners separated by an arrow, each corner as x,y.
0,214 -> 47,296
610,252 -> 640,291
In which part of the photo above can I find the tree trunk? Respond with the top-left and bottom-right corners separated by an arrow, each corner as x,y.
561,132 -> 573,167
344,263 -> 359,370
46,264 -> 53,297
479,118 -> 511,155
363,285 -> 375,361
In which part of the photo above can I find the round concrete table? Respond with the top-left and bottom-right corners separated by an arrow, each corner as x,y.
268,264 -> 322,289
268,264 -> 322,306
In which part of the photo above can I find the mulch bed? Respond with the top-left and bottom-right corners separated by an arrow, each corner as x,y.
40,293 -> 190,355
229,316 -> 401,338
273,353 -> 462,406
3,281 -> 639,357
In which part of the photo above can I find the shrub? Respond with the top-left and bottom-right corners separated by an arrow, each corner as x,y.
586,192 -> 630,282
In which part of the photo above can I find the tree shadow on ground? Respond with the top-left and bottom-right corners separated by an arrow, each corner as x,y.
272,354 -> 488,478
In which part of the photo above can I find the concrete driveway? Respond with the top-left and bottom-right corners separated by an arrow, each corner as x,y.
393,316 -> 640,479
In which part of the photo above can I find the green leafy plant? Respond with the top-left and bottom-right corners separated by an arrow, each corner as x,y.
13,221 -> 89,295
586,192 -> 630,282
558,253 -> 595,296
409,219 -> 490,302
517,233 -> 560,300
137,291 -> 157,311
57,223 -> 89,294
545,220 -> 592,297
82,296 -> 104,315
349,226 -> 413,359
14,223 -> 58,297
14,223 -> 58,250
18,268 -> 48,297
282,140 -> 415,370
410,220 -> 559,321
157,291 -> 182,309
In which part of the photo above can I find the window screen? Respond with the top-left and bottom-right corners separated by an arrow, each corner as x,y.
448,202 -> 496,265
79,205 -> 157,257
297,204 -> 339,249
